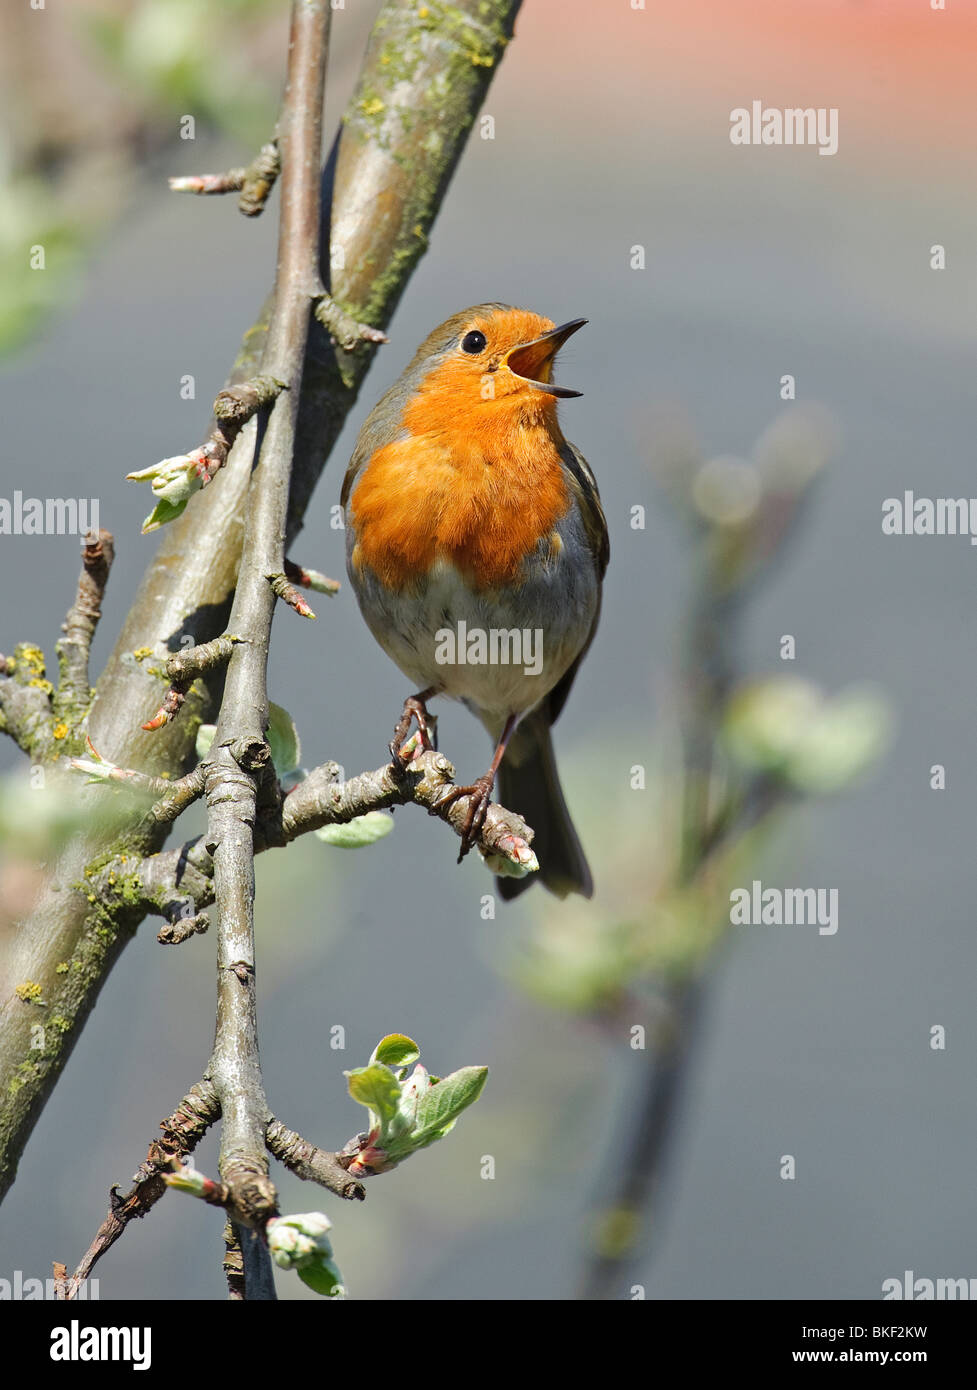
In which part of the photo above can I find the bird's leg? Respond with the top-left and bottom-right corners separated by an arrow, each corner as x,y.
390,687 -> 438,766
439,714 -> 519,863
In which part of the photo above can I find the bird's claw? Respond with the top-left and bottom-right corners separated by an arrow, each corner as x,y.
390,694 -> 435,768
439,775 -> 495,863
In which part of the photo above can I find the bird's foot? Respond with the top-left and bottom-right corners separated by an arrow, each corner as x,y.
439,773 -> 496,863
390,692 -> 436,768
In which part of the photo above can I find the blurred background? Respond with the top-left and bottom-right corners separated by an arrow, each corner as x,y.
2,0 -> 976,1300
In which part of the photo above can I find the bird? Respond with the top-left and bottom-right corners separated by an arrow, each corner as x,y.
341,304 -> 609,899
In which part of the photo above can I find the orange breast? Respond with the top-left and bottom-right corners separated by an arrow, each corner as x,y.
349,390 -> 571,592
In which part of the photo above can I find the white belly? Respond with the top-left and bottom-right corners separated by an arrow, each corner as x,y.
352,550 -> 598,734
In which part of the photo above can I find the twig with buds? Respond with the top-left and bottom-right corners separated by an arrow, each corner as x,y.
54,530 -> 115,723
281,748 -> 538,870
157,910 -> 210,945
57,1082 -> 220,1300
312,288 -> 389,353
0,643 -> 58,757
169,139 -> 281,217
126,377 -> 285,534
67,736 -> 204,806
59,1083 -> 364,1298
1,533 -> 116,759
267,572 -> 317,619
141,635 -> 244,732
283,557 -> 340,595
118,746 -> 538,931
266,1121 -> 365,1201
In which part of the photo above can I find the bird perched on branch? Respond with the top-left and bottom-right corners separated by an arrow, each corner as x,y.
341,304 -> 608,898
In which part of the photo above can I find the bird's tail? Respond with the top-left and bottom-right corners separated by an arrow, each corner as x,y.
495,714 -> 592,901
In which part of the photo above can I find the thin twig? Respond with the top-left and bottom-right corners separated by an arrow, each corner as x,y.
54,530 -> 115,722
283,557 -> 340,595
170,169 -> 249,196
157,911 -> 210,944
312,289 -> 388,352
147,764 -> 208,824
0,636 -> 58,756
201,0 -> 331,1301
266,1120 -> 364,1201
59,1081 -> 220,1298
170,139 -> 281,218
267,571 -> 317,619
132,747 -> 538,922
280,750 -> 537,866
126,377 -> 286,533
141,635 -> 244,732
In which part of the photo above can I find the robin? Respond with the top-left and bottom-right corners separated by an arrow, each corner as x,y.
341,304 -> 609,899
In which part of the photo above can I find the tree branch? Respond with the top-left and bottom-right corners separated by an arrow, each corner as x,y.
266,1120 -> 364,1202
0,0 -> 521,1210
0,645 -> 58,756
58,1080 -> 220,1299
58,1086 -> 366,1293
132,747 -> 537,923
197,0 -> 331,1300
169,139 -> 281,218
280,751 -> 537,864
54,530 -> 115,726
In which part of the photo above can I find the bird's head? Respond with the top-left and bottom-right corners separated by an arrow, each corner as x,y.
404,305 -> 587,421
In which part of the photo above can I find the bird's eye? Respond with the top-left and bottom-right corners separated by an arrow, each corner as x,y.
460,330 -> 487,354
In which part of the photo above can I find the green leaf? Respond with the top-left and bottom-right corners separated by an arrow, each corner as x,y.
297,1260 -> 345,1298
345,1063 -> 403,1131
314,811 -> 394,848
142,497 -> 188,534
266,701 -> 301,775
392,1063 -> 434,1133
409,1066 -> 488,1149
371,1034 -> 420,1070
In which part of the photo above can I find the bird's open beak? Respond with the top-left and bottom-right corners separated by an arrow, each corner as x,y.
504,318 -> 587,398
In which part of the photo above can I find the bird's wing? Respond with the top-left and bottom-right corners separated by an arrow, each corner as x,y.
340,370 -> 417,510
544,439 -> 609,726
543,587 -> 603,727
560,438 -> 609,579
341,414 -> 382,509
